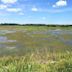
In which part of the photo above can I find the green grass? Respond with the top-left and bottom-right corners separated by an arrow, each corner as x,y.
0,26 -> 72,72
0,53 -> 72,72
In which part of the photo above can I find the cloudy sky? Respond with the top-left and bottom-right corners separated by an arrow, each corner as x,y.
0,0 -> 72,24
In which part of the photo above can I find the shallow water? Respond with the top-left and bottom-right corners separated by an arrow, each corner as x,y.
0,29 -> 72,55
0,36 -> 16,43
0,30 -> 16,35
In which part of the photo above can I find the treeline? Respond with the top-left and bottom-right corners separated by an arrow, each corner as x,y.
0,23 -> 72,27
0,23 -> 20,26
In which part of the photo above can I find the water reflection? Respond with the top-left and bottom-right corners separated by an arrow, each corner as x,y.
0,30 -> 16,35
0,29 -> 72,49
30,29 -> 72,46
30,29 -> 72,35
0,36 -> 7,42
0,36 -> 17,49
0,36 -> 16,43
48,29 -> 72,35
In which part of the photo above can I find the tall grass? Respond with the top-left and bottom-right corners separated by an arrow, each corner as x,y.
0,53 -> 72,72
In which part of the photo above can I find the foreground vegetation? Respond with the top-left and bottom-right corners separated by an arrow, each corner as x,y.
0,53 -> 72,72
0,25 -> 72,72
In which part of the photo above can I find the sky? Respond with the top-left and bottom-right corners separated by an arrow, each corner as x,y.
0,0 -> 72,24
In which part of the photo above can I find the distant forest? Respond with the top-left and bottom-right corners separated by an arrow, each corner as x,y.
0,23 -> 72,27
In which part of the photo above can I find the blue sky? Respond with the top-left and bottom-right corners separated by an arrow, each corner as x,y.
0,0 -> 72,24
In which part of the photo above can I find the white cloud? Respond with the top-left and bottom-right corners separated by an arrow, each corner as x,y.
53,0 -> 67,7
31,7 -> 38,12
32,7 -> 72,13
1,0 -> 17,4
0,4 -> 7,9
6,8 -> 22,12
